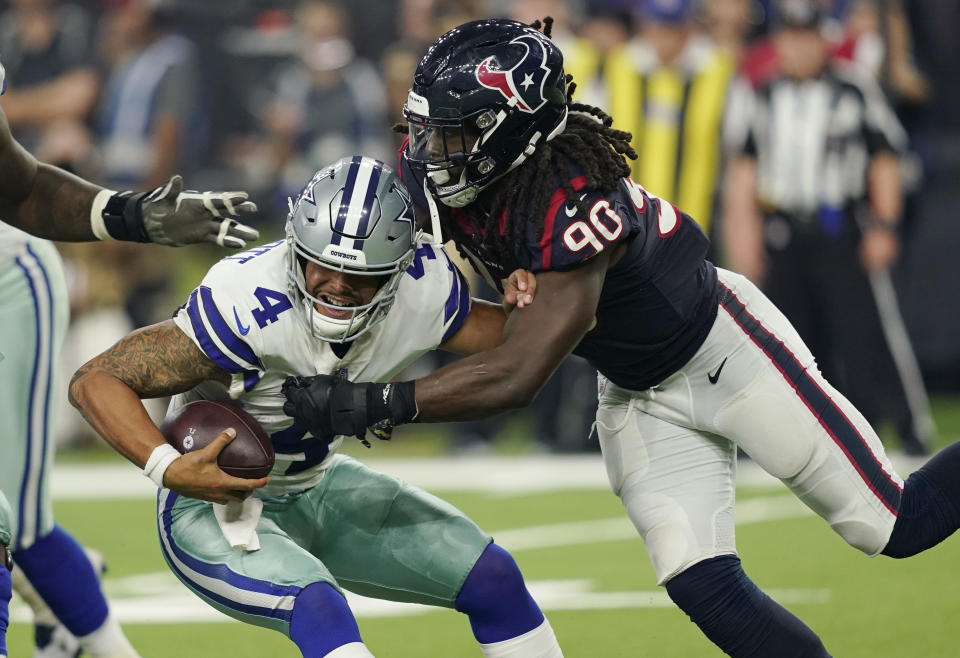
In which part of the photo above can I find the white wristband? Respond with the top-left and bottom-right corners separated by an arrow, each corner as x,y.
89,188 -> 118,240
143,443 -> 181,488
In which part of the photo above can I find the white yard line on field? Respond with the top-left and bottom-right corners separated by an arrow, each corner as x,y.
51,454 -> 927,500
494,494 -> 814,551
12,492 -> 825,624
11,576 -> 830,624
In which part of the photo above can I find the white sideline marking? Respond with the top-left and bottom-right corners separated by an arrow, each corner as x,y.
50,456 -> 618,500
495,495 -> 813,551
49,455 -> 790,500
51,454 -> 928,500
11,493 -> 822,625
11,577 -> 830,625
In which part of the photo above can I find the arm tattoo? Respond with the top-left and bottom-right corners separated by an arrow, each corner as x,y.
74,319 -> 230,398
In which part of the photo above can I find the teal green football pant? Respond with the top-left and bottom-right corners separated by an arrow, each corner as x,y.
0,239 -> 69,549
0,491 -> 11,547
157,454 -> 492,635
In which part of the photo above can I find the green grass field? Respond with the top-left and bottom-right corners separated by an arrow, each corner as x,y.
9,398 -> 960,657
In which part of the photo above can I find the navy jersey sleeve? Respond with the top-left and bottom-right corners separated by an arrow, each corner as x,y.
526,175 -> 647,273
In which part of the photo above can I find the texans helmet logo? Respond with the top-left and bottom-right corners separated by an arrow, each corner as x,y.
475,33 -> 554,114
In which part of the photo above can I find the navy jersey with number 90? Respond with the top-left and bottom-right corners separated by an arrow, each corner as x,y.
402,152 -> 719,391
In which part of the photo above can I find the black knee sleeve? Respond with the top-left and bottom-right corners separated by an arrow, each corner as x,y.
665,555 -> 830,658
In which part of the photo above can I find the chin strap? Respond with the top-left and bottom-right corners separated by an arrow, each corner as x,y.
423,177 -> 444,245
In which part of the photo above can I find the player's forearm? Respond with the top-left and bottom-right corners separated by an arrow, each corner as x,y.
68,367 -> 166,468
440,300 -> 507,355
416,268 -> 599,421
723,156 -> 765,280
70,321 -> 230,465
413,346 -> 557,421
3,161 -> 101,241
868,153 -> 903,226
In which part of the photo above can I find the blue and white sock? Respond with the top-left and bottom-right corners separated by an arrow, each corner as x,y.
456,543 -> 562,657
0,564 -> 10,658
14,525 -> 139,656
290,582 -> 372,657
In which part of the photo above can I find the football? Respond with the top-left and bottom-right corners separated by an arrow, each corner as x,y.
159,400 -> 274,479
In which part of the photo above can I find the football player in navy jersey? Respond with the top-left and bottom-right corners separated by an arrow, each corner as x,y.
283,17 -> 960,657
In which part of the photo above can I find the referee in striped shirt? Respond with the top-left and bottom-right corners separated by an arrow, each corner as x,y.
724,0 -> 934,455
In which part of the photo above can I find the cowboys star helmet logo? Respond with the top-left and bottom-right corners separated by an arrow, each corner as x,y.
475,33 -> 554,114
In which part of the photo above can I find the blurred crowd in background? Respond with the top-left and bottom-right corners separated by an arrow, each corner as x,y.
1,0 -> 958,454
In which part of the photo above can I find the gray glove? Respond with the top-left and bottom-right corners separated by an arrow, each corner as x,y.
141,175 -> 260,248
99,175 -> 260,247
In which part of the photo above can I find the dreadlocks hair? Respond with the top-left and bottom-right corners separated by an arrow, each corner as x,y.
395,16 -> 638,267
466,17 -> 637,265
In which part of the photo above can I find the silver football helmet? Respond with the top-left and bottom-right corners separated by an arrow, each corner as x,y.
285,156 -> 418,342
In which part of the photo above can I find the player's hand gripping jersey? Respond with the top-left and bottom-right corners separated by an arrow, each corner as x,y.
172,237 -> 470,495
402,152 -> 719,391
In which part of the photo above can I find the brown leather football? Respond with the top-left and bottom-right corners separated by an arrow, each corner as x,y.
159,400 -> 274,479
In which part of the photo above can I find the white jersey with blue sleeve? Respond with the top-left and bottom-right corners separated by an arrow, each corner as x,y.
171,237 -> 470,495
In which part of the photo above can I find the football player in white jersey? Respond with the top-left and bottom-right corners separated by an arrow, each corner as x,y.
0,59 -> 262,658
68,156 -> 561,658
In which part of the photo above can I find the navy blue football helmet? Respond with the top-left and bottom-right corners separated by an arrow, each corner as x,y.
403,19 -> 568,208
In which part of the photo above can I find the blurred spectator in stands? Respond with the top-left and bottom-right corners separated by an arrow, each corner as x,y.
603,0 -> 736,253
834,0 -> 929,106
251,0 -> 391,212
702,0 -> 761,63
724,0 -> 934,455
432,0 -> 490,33
740,0 -> 833,87
97,0 -> 205,190
0,0 -> 98,169
383,39 -> 428,148
508,0 -> 611,108
578,4 -> 633,65
398,0 -> 443,44
339,0 -> 399,63
76,0 -> 197,439
892,0 -> 960,388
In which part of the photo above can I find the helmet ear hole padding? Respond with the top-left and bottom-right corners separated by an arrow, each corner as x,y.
285,156 -> 418,343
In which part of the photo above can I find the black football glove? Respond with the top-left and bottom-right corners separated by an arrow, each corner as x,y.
369,419 -> 395,442
99,175 -> 260,247
281,375 -> 417,447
